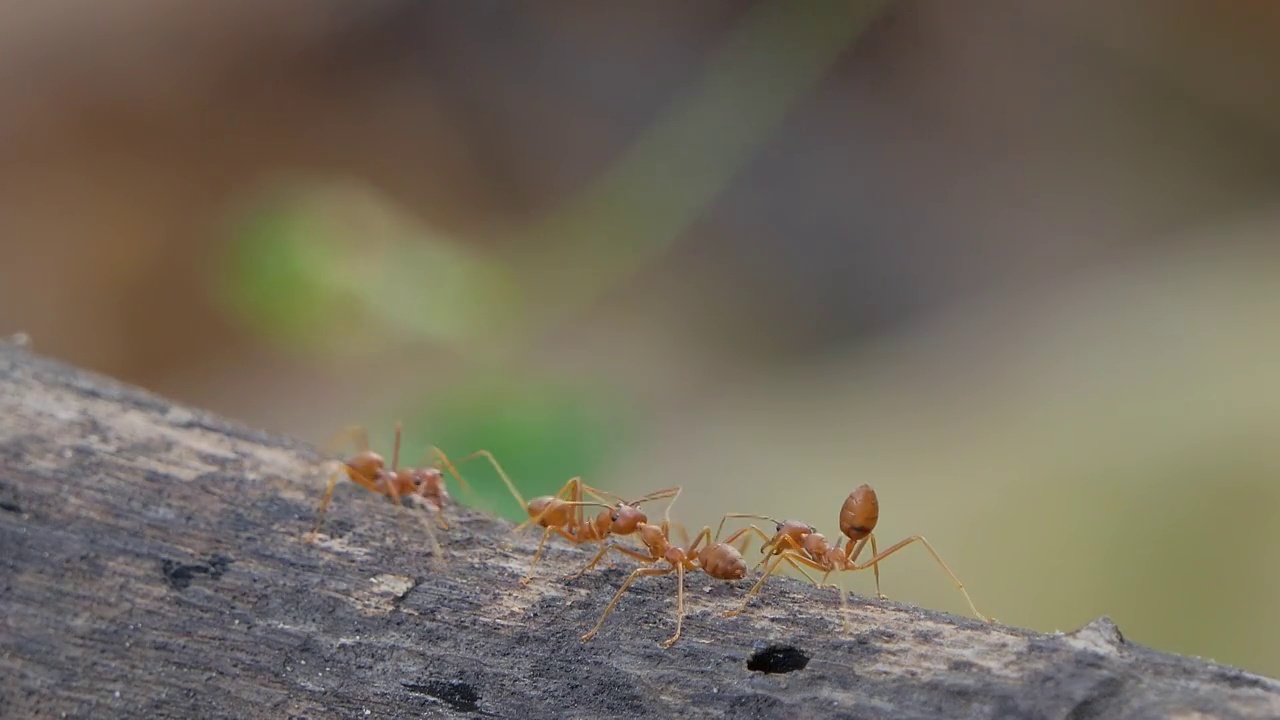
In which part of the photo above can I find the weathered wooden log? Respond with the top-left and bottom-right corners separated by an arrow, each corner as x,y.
1,340 -> 1278,719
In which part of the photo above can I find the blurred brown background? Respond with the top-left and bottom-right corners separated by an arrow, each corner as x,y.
3,0 -> 1280,677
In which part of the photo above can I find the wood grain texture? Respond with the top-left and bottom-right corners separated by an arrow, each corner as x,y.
1,340 -> 1279,719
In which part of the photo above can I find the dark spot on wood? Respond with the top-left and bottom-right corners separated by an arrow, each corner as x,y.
726,692 -> 787,715
194,451 -> 240,471
161,554 -> 232,590
1064,674 -> 1129,720
226,493 -> 308,534
0,500 -> 20,514
856,627 -> 899,643
913,628 -> 943,645
950,658 -> 981,673
321,518 -> 354,539
1027,637 -> 1060,654
746,644 -> 810,674
402,679 -> 481,713
1214,668 -> 1275,691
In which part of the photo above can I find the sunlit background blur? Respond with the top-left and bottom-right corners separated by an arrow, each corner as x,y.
3,0 -> 1280,676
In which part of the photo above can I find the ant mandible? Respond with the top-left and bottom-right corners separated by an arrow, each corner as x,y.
724,484 -> 991,626
477,452 -> 682,585
572,514 -> 763,648
303,423 -> 474,549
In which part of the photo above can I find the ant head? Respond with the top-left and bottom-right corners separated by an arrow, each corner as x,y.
346,451 -> 386,480
776,519 -> 811,537
609,503 -> 647,534
411,467 -> 444,487
802,532 -> 828,555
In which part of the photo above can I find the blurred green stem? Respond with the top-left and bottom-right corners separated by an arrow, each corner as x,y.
504,0 -> 893,347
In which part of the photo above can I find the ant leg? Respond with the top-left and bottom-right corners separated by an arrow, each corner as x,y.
391,421 -> 403,471
514,476 -> 586,532
868,534 -> 884,600
628,486 -> 682,526
581,565 -> 671,643
682,526 -> 712,555
844,535 -> 884,599
777,553 -> 836,615
566,543 -> 654,580
719,525 -> 774,555
787,558 -> 823,587
659,563 -> 688,648
583,485 -> 682,523
724,550 -> 828,617
519,526 -> 559,586
673,522 -> 692,550
432,508 -> 451,531
724,553 -> 791,617
517,499 -> 614,541
510,477 -> 611,533
427,447 -> 473,499
455,451 -> 616,523
747,533 -> 804,572
626,485 -> 682,523
305,465 -> 381,542
324,426 -> 371,454
421,447 -> 478,532
305,468 -> 344,543
852,535 -> 990,622
714,513 -> 778,546
386,480 -> 416,543
570,481 -> 623,527
451,451 -> 594,531
520,524 -> 588,585
510,476 -> 582,534
412,508 -> 446,568
460,449 -> 528,511
735,554 -> 851,631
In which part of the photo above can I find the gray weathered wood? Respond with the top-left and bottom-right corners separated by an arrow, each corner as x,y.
1,340 -> 1278,719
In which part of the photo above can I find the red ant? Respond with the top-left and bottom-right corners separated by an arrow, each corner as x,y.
303,423 -> 476,555
723,484 -> 991,626
570,513 -> 768,648
476,453 -> 682,585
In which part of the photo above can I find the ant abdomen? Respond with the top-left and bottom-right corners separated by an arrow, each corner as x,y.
527,497 -> 573,528
839,484 -> 879,541
345,451 -> 386,481
699,544 -> 748,580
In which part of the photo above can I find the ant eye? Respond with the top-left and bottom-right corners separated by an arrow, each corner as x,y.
610,513 -> 620,522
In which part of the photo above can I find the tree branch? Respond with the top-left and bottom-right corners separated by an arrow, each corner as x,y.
1,341 -> 1278,719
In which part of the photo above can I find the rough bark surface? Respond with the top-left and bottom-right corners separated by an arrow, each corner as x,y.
1,341 -> 1278,720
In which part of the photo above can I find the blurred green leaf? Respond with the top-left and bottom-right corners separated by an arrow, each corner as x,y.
218,200 -> 349,349
396,380 -> 637,522
219,186 -> 516,354
359,239 -> 518,346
